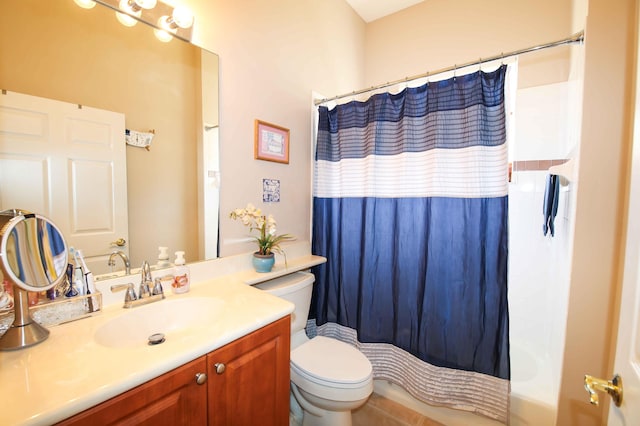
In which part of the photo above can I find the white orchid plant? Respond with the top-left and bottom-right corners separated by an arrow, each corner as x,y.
229,203 -> 293,256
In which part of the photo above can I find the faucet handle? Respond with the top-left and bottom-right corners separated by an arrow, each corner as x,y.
110,283 -> 137,303
152,278 -> 165,297
139,280 -> 151,299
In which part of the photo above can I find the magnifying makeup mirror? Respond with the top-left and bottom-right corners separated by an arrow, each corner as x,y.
0,209 -> 68,350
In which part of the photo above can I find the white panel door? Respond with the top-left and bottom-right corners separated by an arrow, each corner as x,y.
0,91 -> 128,275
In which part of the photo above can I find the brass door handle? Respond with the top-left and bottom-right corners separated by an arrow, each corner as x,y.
584,374 -> 623,407
111,238 -> 126,247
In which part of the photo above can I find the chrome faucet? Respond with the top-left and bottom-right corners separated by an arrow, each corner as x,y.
139,261 -> 152,299
108,251 -> 131,275
109,260 -> 165,309
110,279 -> 164,309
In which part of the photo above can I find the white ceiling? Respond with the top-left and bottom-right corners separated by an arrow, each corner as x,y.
344,0 -> 425,23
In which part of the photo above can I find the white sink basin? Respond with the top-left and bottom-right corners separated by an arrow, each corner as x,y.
95,297 -> 224,348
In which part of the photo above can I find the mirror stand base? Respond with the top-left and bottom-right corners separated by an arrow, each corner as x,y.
0,290 -> 50,351
0,320 -> 50,351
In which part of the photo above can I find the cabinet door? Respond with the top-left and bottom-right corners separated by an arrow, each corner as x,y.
57,357 -> 208,426
207,316 -> 291,426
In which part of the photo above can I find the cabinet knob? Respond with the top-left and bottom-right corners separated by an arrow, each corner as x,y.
195,372 -> 207,385
214,363 -> 226,374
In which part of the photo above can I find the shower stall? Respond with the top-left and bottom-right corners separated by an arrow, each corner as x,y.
371,75 -> 582,426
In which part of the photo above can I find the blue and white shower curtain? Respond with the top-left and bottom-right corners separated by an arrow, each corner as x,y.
311,65 -> 510,422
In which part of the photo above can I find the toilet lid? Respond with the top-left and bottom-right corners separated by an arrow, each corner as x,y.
290,336 -> 372,386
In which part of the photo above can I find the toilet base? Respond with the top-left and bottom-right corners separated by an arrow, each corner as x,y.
301,407 -> 353,426
291,382 -> 370,426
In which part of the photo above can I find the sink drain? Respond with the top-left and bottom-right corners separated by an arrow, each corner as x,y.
148,333 -> 166,345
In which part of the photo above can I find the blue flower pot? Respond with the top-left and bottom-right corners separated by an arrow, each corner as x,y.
252,252 -> 275,273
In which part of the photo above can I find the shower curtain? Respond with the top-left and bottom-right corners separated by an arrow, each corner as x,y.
310,65 -> 510,422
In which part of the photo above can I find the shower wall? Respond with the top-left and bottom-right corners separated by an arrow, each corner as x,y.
508,79 -> 580,424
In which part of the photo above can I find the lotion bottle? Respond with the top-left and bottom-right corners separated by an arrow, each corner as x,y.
172,251 -> 190,294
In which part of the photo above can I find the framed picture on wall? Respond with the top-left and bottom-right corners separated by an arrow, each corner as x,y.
254,119 -> 290,164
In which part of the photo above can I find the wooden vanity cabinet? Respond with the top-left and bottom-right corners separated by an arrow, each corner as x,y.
56,316 -> 290,426
207,315 -> 290,426
57,357 -> 208,426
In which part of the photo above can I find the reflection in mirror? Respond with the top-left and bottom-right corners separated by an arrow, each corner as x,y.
0,0 -> 220,276
0,209 -> 68,349
0,210 -> 68,291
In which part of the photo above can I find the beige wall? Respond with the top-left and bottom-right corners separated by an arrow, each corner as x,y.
364,0 -> 573,90
184,0 -> 366,256
0,0 -> 201,266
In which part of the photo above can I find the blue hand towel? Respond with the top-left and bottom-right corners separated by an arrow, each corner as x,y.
543,174 -> 559,236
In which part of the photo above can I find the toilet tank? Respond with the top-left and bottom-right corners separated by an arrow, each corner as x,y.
254,272 -> 315,334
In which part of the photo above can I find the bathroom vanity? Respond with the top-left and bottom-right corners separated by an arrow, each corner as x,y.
57,317 -> 290,426
0,248 -> 325,425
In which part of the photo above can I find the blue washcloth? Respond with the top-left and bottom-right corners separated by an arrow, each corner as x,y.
543,174 -> 559,236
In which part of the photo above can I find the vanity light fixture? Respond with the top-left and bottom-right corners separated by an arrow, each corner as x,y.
79,0 -> 195,42
115,0 -> 158,27
74,0 -> 97,9
154,6 -> 194,42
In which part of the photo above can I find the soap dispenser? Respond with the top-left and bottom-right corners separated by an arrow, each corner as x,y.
157,246 -> 171,269
172,251 -> 190,294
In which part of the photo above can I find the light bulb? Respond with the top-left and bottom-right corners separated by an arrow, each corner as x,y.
171,6 -> 194,29
157,8 -> 194,32
157,15 -> 176,32
115,11 -> 138,27
73,0 -> 96,9
115,0 -> 141,27
154,28 -> 174,43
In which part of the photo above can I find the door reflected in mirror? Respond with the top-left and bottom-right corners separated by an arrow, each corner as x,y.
0,0 -> 220,275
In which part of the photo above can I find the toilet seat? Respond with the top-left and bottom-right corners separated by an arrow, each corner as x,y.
291,336 -> 372,389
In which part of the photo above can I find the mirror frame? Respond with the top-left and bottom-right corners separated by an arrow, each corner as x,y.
0,210 -> 68,292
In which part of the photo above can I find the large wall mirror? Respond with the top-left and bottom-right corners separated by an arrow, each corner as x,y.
0,0 -> 219,276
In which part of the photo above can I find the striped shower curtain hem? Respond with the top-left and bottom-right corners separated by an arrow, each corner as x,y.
307,320 -> 510,423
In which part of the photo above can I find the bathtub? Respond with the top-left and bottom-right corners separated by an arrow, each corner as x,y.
373,342 -> 557,426
509,342 -> 557,425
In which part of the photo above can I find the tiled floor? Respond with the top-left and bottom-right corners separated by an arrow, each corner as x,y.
352,393 -> 444,426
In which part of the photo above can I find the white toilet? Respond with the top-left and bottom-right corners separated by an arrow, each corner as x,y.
255,272 -> 373,426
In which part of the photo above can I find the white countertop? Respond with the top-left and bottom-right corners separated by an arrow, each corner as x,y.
0,248 -> 325,425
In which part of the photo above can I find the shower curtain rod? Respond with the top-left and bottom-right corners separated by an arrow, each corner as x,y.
314,30 -> 585,106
